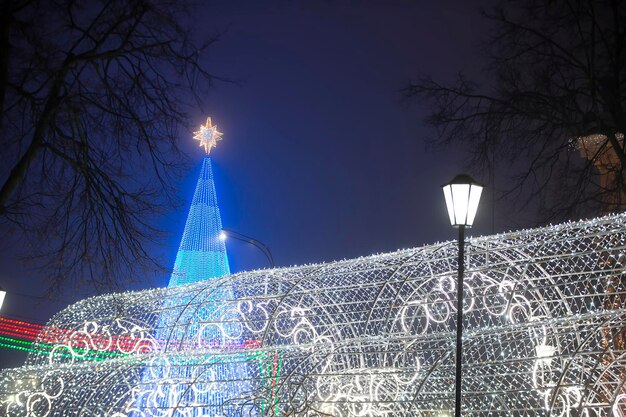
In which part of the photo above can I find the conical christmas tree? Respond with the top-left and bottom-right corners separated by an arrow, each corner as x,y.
142,118 -> 257,417
168,156 -> 229,287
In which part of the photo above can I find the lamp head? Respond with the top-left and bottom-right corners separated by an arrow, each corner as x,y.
219,230 -> 227,241
442,174 -> 483,228
0,287 -> 6,311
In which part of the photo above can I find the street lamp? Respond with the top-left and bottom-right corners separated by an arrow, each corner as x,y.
442,174 -> 483,417
0,286 -> 6,311
220,228 -> 275,268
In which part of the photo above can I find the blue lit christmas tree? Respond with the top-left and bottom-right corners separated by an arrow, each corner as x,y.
168,117 -> 230,287
138,118 -> 259,417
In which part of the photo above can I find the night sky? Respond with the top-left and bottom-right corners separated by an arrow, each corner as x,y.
0,0 -> 504,367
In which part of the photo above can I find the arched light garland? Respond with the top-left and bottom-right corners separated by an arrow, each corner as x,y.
0,213 -> 624,416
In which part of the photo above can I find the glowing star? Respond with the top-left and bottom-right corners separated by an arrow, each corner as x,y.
193,117 -> 223,155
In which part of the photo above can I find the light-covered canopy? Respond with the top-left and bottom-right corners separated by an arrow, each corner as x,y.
1,214 -> 625,416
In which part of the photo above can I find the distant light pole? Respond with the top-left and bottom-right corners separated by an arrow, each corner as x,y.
0,286 -> 6,311
442,174 -> 483,417
220,228 -> 275,268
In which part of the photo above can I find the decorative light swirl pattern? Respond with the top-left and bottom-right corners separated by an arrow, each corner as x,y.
1,213 -> 625,416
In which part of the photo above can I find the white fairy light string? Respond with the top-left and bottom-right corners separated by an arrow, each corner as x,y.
0,213 -> 624,416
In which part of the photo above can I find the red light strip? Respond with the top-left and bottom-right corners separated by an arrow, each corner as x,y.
0,317 -> 262,354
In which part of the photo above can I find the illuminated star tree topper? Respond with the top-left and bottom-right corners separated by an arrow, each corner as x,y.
193,117 -> 223,155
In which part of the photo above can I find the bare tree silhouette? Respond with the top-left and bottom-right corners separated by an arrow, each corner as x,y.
406,0 -> 626,221
0,0 -> 217,293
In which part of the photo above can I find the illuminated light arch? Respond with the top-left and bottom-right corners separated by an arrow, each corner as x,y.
0,213 -> 625,416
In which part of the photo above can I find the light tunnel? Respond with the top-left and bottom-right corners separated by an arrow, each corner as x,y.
0,213 -> 625,416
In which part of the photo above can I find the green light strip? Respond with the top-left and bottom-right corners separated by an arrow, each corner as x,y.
275,352 -> 283,416
1,334 -> 268,366
0,335 -> 34,346
0,335 -> 128,361
0,340 -> 39,354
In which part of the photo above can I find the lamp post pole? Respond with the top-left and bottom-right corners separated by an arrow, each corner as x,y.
0,286 -> 6,312
442,174 -> 483,417
220,228 -> 275,268
454,224 -> 465,417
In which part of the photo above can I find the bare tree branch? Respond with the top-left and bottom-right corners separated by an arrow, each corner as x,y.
405,0 -> 626,222
0,0 -> 218,293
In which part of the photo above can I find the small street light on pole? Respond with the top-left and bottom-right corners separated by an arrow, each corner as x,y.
442,174 -> 483,417
220,228 -> 275,268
